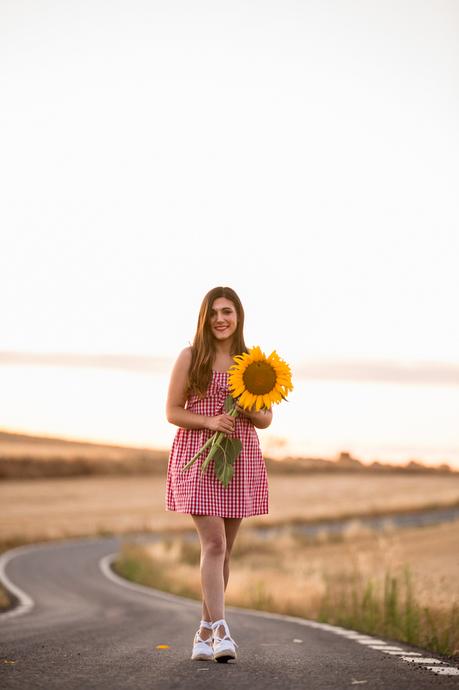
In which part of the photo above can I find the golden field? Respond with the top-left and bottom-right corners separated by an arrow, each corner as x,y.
1,471 -> 459,547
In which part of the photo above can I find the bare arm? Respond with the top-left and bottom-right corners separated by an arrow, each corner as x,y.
165,348 -> 235,434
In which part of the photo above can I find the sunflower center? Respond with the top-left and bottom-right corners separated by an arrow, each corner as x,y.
242,361 -> 277,395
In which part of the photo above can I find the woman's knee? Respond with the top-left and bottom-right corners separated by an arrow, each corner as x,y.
202,533 -> 226,557
192,515 -> 227,556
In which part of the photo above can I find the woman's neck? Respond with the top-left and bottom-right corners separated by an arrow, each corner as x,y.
213,342 -> 235,369
214,343 -> 232,356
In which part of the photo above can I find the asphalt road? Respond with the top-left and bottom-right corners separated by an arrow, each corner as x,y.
0,534 -> 458,689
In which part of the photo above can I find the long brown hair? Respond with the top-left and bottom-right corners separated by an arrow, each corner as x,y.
186,287 -> 248,398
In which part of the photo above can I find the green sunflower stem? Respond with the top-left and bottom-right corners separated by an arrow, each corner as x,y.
200,432 -> 224,473
181,433 -> 215,471
181,405 -> 240,476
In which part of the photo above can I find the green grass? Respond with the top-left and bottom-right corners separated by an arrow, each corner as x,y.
112,544 -> 200,600
318,564 -> 459,658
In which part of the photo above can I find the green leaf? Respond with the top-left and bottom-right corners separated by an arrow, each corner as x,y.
212,437 -> 242,487
222,463 -> 234,488
224,395 -> 236,413
214,453 -> 234,487
219,437 -> 242,464
228,438 -> 242,462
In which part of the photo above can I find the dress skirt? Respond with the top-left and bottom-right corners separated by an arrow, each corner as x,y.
165,370 -> 269,517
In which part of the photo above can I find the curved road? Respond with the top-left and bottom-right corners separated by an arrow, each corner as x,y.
0,534 -> 458,689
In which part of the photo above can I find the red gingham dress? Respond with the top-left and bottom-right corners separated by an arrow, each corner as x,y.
165,370 -> 269,517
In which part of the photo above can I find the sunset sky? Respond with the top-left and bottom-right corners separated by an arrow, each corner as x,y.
1,1 -> 458,465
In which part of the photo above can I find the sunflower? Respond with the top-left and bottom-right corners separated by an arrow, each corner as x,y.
228,346 -> 293,412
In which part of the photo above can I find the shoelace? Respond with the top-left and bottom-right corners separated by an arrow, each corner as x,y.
213,631 -> 239,648
194,631 -> 213,647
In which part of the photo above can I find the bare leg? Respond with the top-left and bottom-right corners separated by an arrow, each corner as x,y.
222,517 -> 243,592
196,516 -> 243,640
192,515 -> 226,639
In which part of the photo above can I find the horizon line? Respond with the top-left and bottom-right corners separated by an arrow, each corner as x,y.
0,426 -> 456,472
1,350 -> 459,386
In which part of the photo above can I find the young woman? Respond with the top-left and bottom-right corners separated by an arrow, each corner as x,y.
165,286 -> 273,663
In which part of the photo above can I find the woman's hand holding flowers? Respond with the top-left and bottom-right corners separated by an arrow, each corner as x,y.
206,413 -> 235,435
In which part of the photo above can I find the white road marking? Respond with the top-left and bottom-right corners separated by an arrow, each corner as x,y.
0,544 -> 36,620
380,651 -> 422,656
356,639 -> 384,644
401,657 -> 444,664
427,667 -> 459,675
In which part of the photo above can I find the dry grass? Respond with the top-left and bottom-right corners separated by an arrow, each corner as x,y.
115,518 -> 459,659
0,432 -> 167,479
0,586 -> 10,609
1,472 -> 459,549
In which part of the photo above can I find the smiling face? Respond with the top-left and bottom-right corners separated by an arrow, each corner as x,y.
209,297 -> 238,343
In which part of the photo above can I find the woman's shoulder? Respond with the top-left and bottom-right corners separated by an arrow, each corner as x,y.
169,346 -> 193,379
174,346 -> 192,366
178,345 -> 193,361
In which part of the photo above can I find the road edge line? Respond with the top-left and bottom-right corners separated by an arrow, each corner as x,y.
0,534 -> 116,620
0,543 -> 38,619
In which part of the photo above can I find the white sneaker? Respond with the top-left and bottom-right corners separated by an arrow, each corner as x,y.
211,618 -> 238,663
191,620 -> 214,660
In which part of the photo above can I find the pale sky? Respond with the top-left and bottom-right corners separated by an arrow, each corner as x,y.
1,0 -> 459,374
